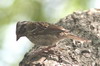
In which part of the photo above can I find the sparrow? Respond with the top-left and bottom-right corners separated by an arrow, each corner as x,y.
16,21 -> 91,47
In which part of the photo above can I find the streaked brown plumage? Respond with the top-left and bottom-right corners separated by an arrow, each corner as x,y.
16,21 -> 91,46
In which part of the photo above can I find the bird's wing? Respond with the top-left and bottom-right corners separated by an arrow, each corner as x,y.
38,24 -> 69,35
32,22 -> 69,35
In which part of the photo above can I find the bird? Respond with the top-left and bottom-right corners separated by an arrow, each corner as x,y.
16,21 -> 91,48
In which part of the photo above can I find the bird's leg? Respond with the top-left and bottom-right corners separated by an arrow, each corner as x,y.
33,44 -> 56,55
40,44 -> 56,52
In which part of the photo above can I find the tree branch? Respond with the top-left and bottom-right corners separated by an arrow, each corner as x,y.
19,8 -> 100,66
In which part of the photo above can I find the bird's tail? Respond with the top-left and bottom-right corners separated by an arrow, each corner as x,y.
61,32 -> 91,43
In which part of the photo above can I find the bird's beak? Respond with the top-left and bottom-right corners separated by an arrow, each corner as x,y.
16,35 -> 20,41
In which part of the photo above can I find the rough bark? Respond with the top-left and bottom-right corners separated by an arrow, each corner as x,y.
19,9 -> 100,66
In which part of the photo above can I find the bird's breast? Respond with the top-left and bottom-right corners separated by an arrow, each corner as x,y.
26,34 -> 62,46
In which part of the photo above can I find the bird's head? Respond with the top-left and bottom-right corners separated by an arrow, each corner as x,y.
16,21 -> 27,41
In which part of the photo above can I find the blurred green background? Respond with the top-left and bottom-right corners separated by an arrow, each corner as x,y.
0,0 -> 99,66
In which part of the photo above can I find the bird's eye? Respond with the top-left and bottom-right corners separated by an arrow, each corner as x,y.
22,24 -> 26,30
18,24 -> 26,34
